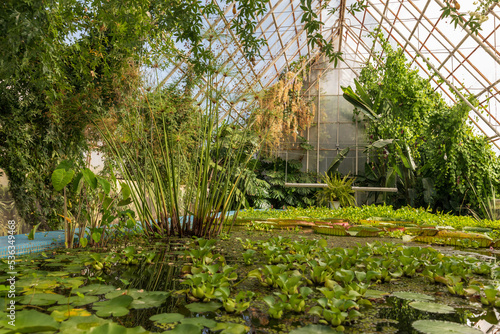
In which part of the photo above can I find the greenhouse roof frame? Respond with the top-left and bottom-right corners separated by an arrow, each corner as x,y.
157,0 -> 500,149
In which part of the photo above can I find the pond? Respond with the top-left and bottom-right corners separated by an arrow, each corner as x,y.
1,230 -> 499,333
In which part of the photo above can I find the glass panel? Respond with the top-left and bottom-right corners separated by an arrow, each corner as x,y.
338,123 -> 357,146
339,98 -> 355,122
320,96 -> 339,123
319,69 -> 340,95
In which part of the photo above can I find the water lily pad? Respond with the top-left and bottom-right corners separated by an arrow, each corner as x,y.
47,271 -> 70,277
393,291 -> 435,302
0,309 -> 60,332
409,302 -> 455,314
412,320 -> 482,334
289,324 -> 341,334
74,284 -> 116,296
150,313 -> 185,324
130,291 -> 169,309
212,322 -> 248,334
86,323 -> 149,334
166,323 -> 201,334
59,277 -> 85,289
19,292 -> 66,306
180,317 -> 217,328
51,308 -> 92,322
185,301 -> 222,313
93,295 -> 133,317
364,290 -> 390,299
59,315 -> 108,333
59,295 -> 99,306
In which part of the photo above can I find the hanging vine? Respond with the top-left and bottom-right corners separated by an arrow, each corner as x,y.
252,62 -> 315,156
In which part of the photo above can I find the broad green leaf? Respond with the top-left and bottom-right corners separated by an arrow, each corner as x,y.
58,295 -> 99,306
409,301 -> 455,314
51,308 -> 92,322
412,320 -> 482,334
150,313 -> 184,324
392,291 -> 434,302
19,292 -> 66,306
0,309 -> 60,332
290,324 -> 341,334
166,323 -> 201,334
88,323 -> 149,334
97,177 -> 111,194
52,168 -> 75,191
93,295 -> 133,317
180,317 -> 217,328
185,302 -> 222,313
82,168 -> 97,189
59,315 -> 108,333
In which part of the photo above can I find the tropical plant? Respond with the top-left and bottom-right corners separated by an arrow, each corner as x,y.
247,157 -> 318,209
316,174 -> 356,208
343,36 -> 500,215
51,160 -> 135,248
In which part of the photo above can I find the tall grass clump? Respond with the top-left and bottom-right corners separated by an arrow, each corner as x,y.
101,73 -> 260,239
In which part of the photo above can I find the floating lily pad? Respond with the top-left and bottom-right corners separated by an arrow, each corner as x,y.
409,302 -> 455,314
185,301 -> 222,313
412,320 -> 482,334
62,294 -> 99,306
181,317 -> 217,328
364,290 -> 390,299
74,284 -> 116,296
93,295 -> 133,317
51,308 -> 92,322
59,315 -> 108,333
59,277 -> 85,289
393,291 -> 435,302
19,292 -> 66,306
212,322 -> 248,334
150,313 -> 185,324
47,271 -> 70,277
289,324 -> 341,334
86,323 -> 149,334
167,323 -> 201,334
0,309 -> 60,332
130,291 -> 169,309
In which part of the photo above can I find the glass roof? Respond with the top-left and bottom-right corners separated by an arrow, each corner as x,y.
156,0 -> 500,150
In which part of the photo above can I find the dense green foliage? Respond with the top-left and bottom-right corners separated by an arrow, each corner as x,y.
351,40 -> 500,216
0,0 -> 343,231
246,158 -> 318,209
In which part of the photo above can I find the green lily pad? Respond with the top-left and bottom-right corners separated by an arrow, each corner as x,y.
0,309 -> 60,332
185,301 -> 222,313
130,291 -> 169,310
166,323 -> 201,334
212,322 -> 248,334
290,324 -> 342,334
59,315 -> 108,333
393,291 -> 435,302
51,308 -> 92,322
19,293 -> 66,306
150,313 -> 185,324
364,290 -> 390,299
180,317 -> 217,328
59,294 -> 99,306
412,320 -> 482,334
59,277 -> 85,289
17,277 -> 60,292
93,295 -> 133,317
409,302 -> 455,314
86,323 -> 149,334
74,284 -> 116,296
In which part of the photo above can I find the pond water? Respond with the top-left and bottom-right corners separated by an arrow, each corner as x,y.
1,235 -> 499,334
